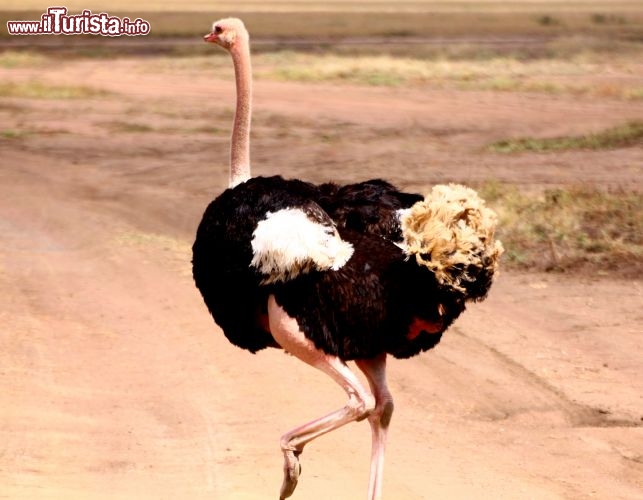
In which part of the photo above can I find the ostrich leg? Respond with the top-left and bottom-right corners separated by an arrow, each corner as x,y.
356,354 -> 393,500
268,296 -> 376,500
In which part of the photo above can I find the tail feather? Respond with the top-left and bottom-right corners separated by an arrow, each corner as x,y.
400,184 -> 504,300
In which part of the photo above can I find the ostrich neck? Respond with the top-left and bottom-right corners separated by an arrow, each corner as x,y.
229,41 -> 252,187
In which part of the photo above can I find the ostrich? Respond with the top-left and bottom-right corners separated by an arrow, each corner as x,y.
193,18 -> 503,500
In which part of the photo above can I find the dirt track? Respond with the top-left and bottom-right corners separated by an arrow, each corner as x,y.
1,58 -> 642,499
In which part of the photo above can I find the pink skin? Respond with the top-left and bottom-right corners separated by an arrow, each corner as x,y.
268,295 -> 393,500
355,355 -> 394,500
204,21 -> 252,187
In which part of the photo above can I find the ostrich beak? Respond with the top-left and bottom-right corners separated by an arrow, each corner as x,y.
204,32 -> 218,43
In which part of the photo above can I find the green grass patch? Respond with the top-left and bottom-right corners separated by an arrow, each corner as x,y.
0,127 -> 68,138
99,120 -> 226,135
0,128 -> 25,139
479,182 -> 643,274
623,87 -> 643,100
591,13 -> 628,25
0,80 -> 110,99
0,51 -> 46,68
488,121 -> 643,153
101,121 -> 156,133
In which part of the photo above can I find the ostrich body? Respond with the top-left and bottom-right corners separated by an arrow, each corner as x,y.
193,18 -> 502,500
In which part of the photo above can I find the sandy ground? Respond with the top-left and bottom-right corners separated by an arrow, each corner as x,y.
1,56 -> 642,499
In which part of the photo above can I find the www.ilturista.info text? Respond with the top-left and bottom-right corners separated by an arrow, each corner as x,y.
7,7 -> 151,36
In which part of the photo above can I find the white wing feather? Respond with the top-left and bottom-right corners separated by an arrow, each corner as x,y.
250,207 -> 354,284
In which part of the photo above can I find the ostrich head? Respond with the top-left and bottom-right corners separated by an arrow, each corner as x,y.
204,18 -> 249,51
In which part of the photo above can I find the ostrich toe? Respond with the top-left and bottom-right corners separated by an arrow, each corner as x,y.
279,450 -> 302,499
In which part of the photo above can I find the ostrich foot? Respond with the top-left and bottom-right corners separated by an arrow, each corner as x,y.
279,450 -> 301,500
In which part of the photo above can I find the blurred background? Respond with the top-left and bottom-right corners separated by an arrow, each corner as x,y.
1,2 -> 642,499
2,0 -> 642,272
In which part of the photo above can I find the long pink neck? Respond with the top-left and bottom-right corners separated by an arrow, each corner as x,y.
229,40 -> 252,187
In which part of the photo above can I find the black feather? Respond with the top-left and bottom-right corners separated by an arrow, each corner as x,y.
192,175 -> 460,359
272,229 -> 466,360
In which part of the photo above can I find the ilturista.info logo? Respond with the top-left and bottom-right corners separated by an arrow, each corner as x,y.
7,6 -> 151,36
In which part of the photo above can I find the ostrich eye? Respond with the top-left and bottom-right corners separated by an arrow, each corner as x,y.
214,25 -> 223,34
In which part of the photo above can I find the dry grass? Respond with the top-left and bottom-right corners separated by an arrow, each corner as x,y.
2,3 -> 643,39
1,128 -> 25,139
116,230 -> 190,255
0,126 -> 68,139
479,183 -> 643,274
254,50 -> 641,91
142,48 -> 643,99
99,119 -> 228,136
488,121 -> 643,153
2,2 -> 641,277
0,51 -> 47,68
0,80 -> 110,99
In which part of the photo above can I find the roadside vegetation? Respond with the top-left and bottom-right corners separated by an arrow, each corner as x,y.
3,1 -> 643,39
1,1 -> 641,276
0,51 -> 46,68
488,121 -> 643,153
479,183 -> 643,275
252,49 -> 642,99
0,80 -> 109,99
139,37 -> 643,101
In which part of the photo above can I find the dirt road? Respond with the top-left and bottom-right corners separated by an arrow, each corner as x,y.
1,58 -> 642,499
